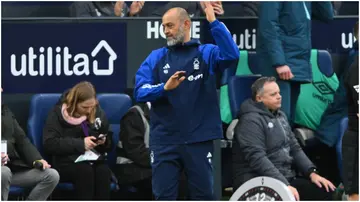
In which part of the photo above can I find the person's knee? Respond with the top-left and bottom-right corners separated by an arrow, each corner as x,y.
187,172 -> 214,200
95,164 -> 110,173
152,177 -> 178,200
94,164 -> 111,179
75,163 -> 95,177
43,168 -> 60,186
71,163 -> 95,187
1,166 -> 12,184
188,184 -> 214,200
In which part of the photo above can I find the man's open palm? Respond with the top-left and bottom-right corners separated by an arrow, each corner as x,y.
164,71 -> 186,91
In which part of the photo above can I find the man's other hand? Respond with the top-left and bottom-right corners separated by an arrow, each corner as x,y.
310,173 -> 336,192
129,1 -> 145,16
164,71 -> 186,91
276,65 -> 294,80
39,159 -> 51,170
1,154 -> 9,166
287,185 -> 300,201
114,1 -> 125,16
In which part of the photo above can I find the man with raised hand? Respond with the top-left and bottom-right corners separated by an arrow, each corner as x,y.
134,2 -> 239,200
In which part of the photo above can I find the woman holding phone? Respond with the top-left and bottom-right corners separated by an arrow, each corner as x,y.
43,81 -> 113,200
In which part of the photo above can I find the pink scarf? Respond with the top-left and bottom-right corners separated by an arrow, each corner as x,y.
61,104 -> 87,125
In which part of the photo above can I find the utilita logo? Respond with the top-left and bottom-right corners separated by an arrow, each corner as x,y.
341,32 -> 357,49
232,29 -> 257,50
10,40 -> 117,76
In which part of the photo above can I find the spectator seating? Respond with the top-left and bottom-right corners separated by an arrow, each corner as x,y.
9,186 -> 26,200
220,50 -> 339,144
220,49 -> 337,189
97,94 -> 132,166
220,51 -> 257,125
97,94 -> 134,193
6,94 -> 59,197
26,93 -> 131,192
226,74 -> 261,140
27,94 -> 77,191
2,2 -> 72,18
222,75 -> 260,190
221,51 -> 258,87
228,75 -> 261,120
295,50 -> 339,132
27,94 -> 61,158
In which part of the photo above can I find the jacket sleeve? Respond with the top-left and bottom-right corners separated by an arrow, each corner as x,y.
204,20 -> 239,74
11,112 -> 43,166
289,132 -> 315,175
345,55 -> 359,114
43,108 -> 86,155
258,2 -> 286,67
311,2 -> 334,22
94,106 -> 113,153
134,50 -> 167,103
120,109 -> 151,168
235,116 -> 290,185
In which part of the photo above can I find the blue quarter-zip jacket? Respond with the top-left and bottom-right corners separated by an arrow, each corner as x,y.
134,20 -> 239,145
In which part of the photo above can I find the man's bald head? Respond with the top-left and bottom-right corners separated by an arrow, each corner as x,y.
164,7 -> 191,23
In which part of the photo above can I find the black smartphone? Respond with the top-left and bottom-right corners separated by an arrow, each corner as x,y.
96,134 -> 107,141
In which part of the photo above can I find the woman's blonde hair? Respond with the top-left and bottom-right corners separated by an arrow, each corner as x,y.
63,81 -> 98,123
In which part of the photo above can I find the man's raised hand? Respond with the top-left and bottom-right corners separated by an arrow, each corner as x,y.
203,2 -> 216,23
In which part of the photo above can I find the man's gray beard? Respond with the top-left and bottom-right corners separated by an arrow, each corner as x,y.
166,27 -> 185,46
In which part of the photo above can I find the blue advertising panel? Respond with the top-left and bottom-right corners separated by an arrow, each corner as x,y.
312,17 -> 358,53
2,22 -> 127,93
201,17 -> 358,53
2,17 -> 357,93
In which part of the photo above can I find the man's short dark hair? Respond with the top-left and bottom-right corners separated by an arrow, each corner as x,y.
251,77 -> 277,100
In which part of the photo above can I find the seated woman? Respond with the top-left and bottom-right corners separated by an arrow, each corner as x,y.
43,81 -> 113,200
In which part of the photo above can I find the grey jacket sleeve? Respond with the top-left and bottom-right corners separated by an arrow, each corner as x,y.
289,132 -> 315,175
235,116 -> 290,185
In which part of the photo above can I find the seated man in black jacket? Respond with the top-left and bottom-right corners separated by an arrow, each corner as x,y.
1,104 -> 59,201
232,77 -> 336,201
114,102 -> 153,200
114,102 -> 188,200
